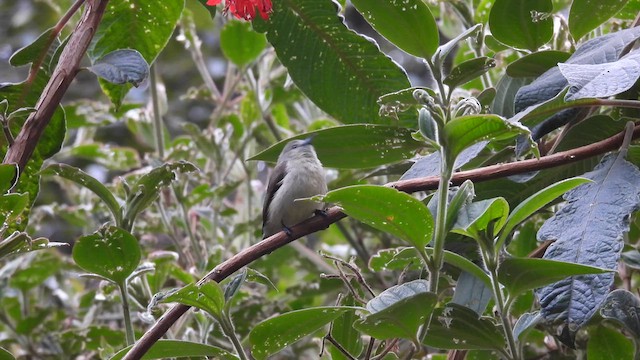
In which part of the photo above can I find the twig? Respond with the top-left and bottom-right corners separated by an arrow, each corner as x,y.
122,123 -> 640,360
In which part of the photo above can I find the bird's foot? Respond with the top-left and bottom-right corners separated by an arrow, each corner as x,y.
281,220 -> 293,237
314,209 -> 328,217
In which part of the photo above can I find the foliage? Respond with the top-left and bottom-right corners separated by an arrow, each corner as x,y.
1,0 -> 640,359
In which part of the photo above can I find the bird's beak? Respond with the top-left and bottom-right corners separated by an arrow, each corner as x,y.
301,135 -> 316,146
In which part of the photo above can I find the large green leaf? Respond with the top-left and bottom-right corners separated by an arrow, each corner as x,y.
498,258 -> 610,299
354,280 -> 437,341
0,347 -> 15,360
248,125 -> 423,168
489,0 -> 553,50
249,306 -> 361,360
87,0 -> 185,108
321,185 -> 433,249
569,0 -> 630,40
506,50 -> 571,78
253,0 -> 411,126
0,164 -> 16,194
587,325 -> 635,360
41,164 -> 122,226
9,252 -> 61,291
350,0 -> 438,58
9,27 -> 60,73
220,20 -> 267,66
72,226 -> 141,284
330,296 -> 363,360
452,198 -> 509,248
159,282 -> 225,318
424,303 -> 506,351
111,340 -> 238,360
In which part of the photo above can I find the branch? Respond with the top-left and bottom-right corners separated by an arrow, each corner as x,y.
2,0 -> 110,171
122,123 -> 640,360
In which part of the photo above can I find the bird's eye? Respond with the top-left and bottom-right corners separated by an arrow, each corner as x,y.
291,144 -> 299,149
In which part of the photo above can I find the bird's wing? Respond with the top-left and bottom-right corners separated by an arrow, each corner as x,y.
262,161 -> 287,230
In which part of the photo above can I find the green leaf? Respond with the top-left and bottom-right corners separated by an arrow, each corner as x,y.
122,161 -> 198,230
321,185 -> 433,249
110,339 -> 238,360
0,193 -> 29,228
68,143 -> 140,171
160,282 -> 225,318
41,164 -> 122,226
9,27 -> 60,72
423,303 -> 507,351
350,0 -> 439,58
330,298 -> 363,359
195,0 -> 217,19
220,20 -> 267,66
506,50 -> 571,78
600,289 -> 640,338
0,347 -> 15,360
489,0 -> 553,50
453,198 -> 509,247
569,0 -> 630,40
9,251 -> 61,291
253,0 -> 411,126
248,125 -> 423,169
442,114 -> 531,163
496,177 -> 591,250
249,306 -> 360,360
72,226 -> 141,284
354,280 -> 437,341
498,258 -> 611,299
444,57 -> 496,89
88,49 -> 149,86
587,325 -> 635,360
88,0 -> 185,108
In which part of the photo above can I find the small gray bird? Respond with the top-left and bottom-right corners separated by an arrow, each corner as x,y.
262,137 -> 327,239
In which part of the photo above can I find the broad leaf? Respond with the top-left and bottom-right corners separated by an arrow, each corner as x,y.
88,49 -> 149,86
220,20 -> 266,66
496,177 -> 591,250
160,282 -> 225,318
321,185 -> 433,249
400,142 -> 486,180
423,303 -> 506,351
451,271 -> 492,315
506,50 -> 571,78
599,289 -> 640,338
587,325 -> 635,360
330,296 -> 363,360
536,153 -> 640,330
453,198 -> 509,248
444,57 -> 496,89
499,258 -> 610,299
559,49 -> 640,100
513,311 -> 543,340
569,0 -> 630,40
111,340 -> 238,360
72,226 -> 141,284
9,27 -> 60,73
248,125 -> 423,169
0,347 -> 14,360
249,306 -> 360,360
0,193 -> 29,228
351,0 -> 438,58
253,0 -> 412,126
41,164 -> 122,226
355,280 -> 436,341
491,75 -> 531,118
9,252 -> 61,291
489,0 -> 553,50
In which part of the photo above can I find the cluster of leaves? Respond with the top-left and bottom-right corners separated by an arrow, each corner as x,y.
1,0 -> 640,359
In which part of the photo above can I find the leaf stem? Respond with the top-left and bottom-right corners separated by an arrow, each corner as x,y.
484,253 -> 518,360
119,281 -> 136,346
219,313 -> 249,360
149,64 -> 165,159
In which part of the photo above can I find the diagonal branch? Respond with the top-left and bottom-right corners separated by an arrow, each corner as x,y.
2,0 -> 110,171
122,122 -> 640,360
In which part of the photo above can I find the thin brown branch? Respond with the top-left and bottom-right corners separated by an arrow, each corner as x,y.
3,0 -> 109,171
122,123 -> 640,360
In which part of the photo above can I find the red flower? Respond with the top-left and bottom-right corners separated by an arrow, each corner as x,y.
206,0 -> 272,20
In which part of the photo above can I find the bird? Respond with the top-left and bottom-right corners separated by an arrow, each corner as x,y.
262,137 -> 327,239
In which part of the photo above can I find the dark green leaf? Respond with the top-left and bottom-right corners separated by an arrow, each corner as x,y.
351,0 -> 439,58
0,347 -> 15,360
111,340 -> 238,360
377,86 -> 436,119
88,0 -> 185,108
68,144 -> 140,171
491,75 -> 531,118
401,143 -> 486,180
122,161 -> 198,230
160,282 -> 225,318
453,198 -> 509,246
9,27 -> 59,72
444,57 -> 496,89
423,303 -> 506,351
195,0 -> 217,19
72,226 -> 141,284
89,49 -> 149,87
506,50 -> 571,78
330,296 -> 363,359
41,164 -> 122,226
321,185 -> 433,249
355,280 -> 436,341
253,0 -> 411,126
513,311 -> 543,340
537,153 -> 640,329
600,289 -> 640,338
249,306 -> 360,360
587,325 -> 635,360
489,0 -> 553,50
499,258 -> 610,299
569,0 -> 630,40
0,193 -> 29,227
249,125 -> 423,169
496,177 -> 590,250
9,252 -> 61,291
220,20 -> 267,66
